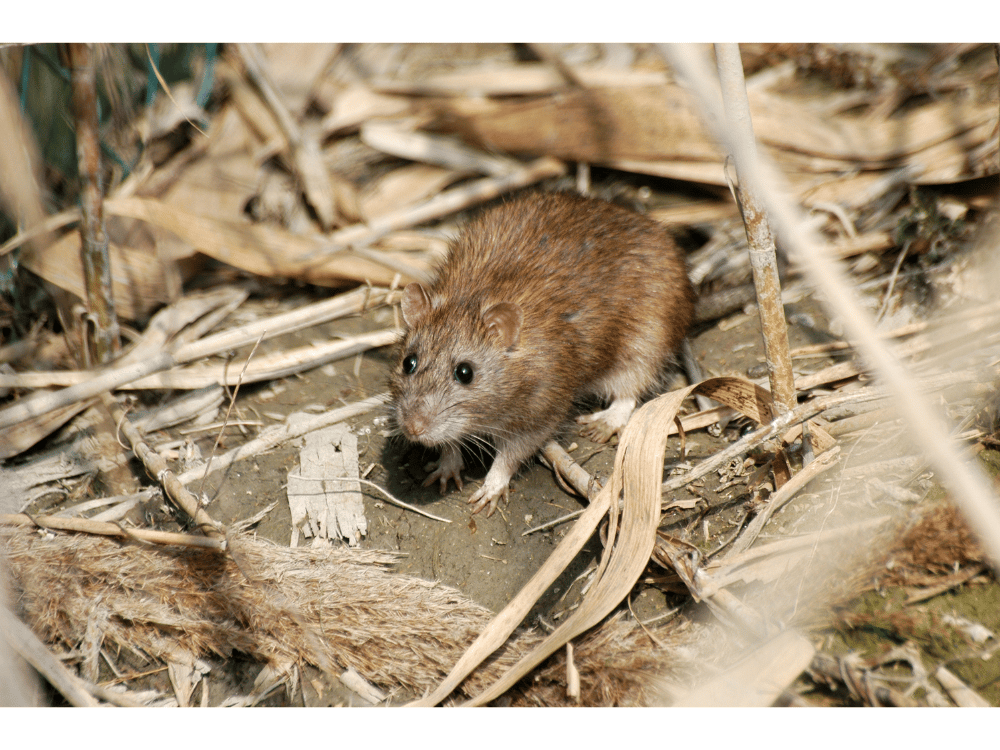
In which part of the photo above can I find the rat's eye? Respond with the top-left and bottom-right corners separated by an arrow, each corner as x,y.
402,354 -> 418,375
454,362 -> 474,385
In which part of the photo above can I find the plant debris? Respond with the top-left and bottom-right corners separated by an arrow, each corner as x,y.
1,43 -> 999,707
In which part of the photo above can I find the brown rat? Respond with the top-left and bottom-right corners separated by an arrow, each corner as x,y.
391,191 -> 695,516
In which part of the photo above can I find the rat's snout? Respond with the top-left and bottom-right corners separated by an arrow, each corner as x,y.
398,401 -> 433,443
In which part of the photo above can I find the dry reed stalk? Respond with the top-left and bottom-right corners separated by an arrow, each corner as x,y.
65,43 -> 120,364
361,123 -> 522,177
175,394 -> 387,486
0,352 -> 175,430
102,391 -> 223,539
50,488 -> 158,520
541,442 -> 602,501
715,44 -> 795,416
0,286 -> 396,428
0,514 -> 225,549
122,329 -> 399,390
662,44 -> 1000,571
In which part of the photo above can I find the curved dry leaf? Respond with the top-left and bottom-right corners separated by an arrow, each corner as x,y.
413,375 -> 790,706
320,84 -> 413,135
104,196 -> 404,287
0,401 -> 91,460
159,106 -> 259,221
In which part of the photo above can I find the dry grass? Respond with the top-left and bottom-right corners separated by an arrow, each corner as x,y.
1,43 -> 999,706
2,525 -> 700,705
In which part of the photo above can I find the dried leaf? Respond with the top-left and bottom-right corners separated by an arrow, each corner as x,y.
0,401 -> 91,461
20,232 -> 169,321
104,196 -> 403,287
361,164 -> 468,218
158,106 -> 259,222
433,73 -> 997,188
319,84 -> 413,135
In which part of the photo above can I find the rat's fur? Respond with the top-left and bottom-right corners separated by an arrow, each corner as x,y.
391,191 -> 694,515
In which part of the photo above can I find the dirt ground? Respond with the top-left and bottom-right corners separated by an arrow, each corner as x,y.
203,282 -> 834,609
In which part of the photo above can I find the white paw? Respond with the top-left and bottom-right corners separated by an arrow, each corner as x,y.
467,484 -> 509,517
466,461 -> 516,517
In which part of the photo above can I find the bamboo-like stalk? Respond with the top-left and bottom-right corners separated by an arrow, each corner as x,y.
64,43 -> 120,364
100,392 -> 225,540
714,44 -> 795,414
0,513 -> 225,549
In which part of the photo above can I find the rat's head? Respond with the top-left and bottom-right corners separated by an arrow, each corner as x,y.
390,282 -> 524,447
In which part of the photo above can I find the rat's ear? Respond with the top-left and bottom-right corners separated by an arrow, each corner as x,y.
482,302 -> 523,349
400,283 -> 432,327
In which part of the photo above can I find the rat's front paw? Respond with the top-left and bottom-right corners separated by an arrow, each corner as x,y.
465,444 -> 522,516
422,444 -> 464,494
467,483 -> 509,517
